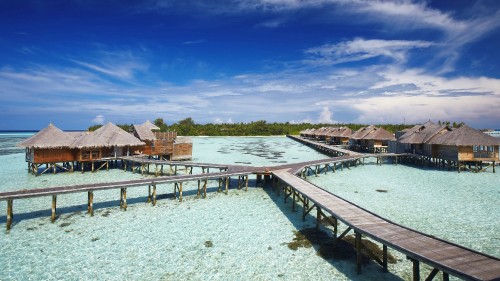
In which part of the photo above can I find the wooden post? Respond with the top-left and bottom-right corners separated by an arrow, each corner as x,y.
147,185 -> 151,203
443,272 -> 449,281
88,191 -> 94,216
493,162 -> 495,173
411,258 -> 420,281
6,199 -> 13,230
120,188 -> 127,210
203,179 -> 207,198
333,217 -> 338,238
152,183 -> 157,206
179,182 -> 183,201
51,195 -> 57,223
120,188 -> 123,209
225,177 -> 229,194
356,232 -> 362,274
197,180 -> 201,198
383,245 -> 388,272
292,190 -> 296,212
316,207 -> 321,231
245,175 -> 248,191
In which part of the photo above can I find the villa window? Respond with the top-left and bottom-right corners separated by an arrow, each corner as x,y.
82,150 -> 91,160
473,145 -> 495,158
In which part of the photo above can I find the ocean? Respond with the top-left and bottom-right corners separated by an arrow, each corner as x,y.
0,133 -> 498,280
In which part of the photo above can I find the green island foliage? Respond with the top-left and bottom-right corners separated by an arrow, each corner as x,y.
88,117 -> 418,136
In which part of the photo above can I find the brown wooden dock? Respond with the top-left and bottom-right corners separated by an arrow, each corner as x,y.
0,167 -> 258,229
272,170 -> 500,281
119,156 -> 231,176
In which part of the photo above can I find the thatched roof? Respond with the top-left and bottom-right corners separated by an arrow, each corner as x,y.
350,125 -> 395,141
133,124 -> 156,141
72,122 -> 144,148
398,122 -> 449,144
313,127 -> 330,137
142,120 -> 160,131
329,126 -> 352,138
350,125 -> 376,140
299,128 -> 314,135
17,123 -> 80,149
321,127 -> 338,137
364,127 -> 395,141
427,125 -> 500,146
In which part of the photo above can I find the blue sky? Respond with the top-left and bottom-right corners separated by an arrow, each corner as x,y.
1,0 -> 499,130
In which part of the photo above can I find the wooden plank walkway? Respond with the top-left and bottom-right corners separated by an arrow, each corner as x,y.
119,156 -> 232,176
0,168 -> 258,229
272,170 -> 500,281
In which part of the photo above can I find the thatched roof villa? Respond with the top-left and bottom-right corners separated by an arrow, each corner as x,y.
349,125 -> 395,153
18,121 -> 193,175
327,127 -> 352,145
132,121 -> 192,161
389,122 -> 499,172
426,125 -> 500,162
393,121 -> 449,154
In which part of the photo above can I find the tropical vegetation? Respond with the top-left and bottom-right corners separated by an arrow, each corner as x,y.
89,117 -> 420,136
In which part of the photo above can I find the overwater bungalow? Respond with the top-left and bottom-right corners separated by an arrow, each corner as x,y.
426,125 -> 499,169
327,126 -> 352,145
311,127 -> 329,141
299,129 -> 314,138
132,120 -> 192,160
18,121 -> 193,175
390,122 -> 499,172
349,125 -> 395,153
315,127 -> 334,142
18,123 -> 145,175
393,121 -> 450,154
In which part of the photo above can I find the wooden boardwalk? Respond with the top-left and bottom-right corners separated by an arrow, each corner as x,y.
119,156 -> 231,176
272,170 -> 500,281
0,168 -> 257,229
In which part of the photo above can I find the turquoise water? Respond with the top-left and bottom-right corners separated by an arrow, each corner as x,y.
0,133 -> 499,280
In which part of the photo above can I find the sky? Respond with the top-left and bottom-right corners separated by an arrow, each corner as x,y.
1,0 -> 500,130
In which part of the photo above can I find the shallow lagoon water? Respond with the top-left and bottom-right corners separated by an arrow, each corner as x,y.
0,134 -> 498,280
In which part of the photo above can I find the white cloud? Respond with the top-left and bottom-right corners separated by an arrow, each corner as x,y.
214,117 -> 234,124
318,106 -> 334,123
72,59 -> 148,80
305,38 -> 433,65
92,115 -> 105,125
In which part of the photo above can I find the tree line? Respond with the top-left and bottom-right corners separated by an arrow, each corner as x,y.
89,117 -> 417,136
